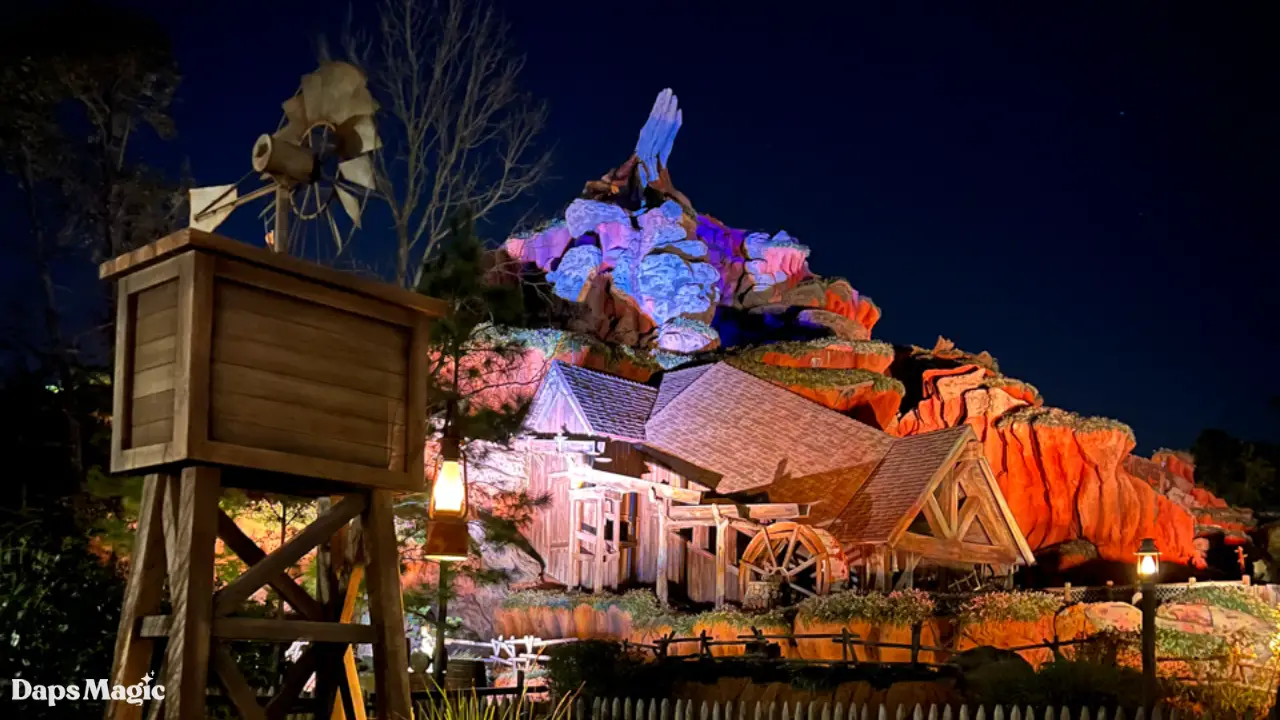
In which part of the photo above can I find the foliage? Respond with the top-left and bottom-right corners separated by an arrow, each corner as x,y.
994,406 -> 1135,440
688,607 -> 790,633
0,508 -> 126,719
1176,585 -> 1280,624
544,640 -> 651,700
1192,428 -> 1280,510
725,354 -> 906,395
413,683 -> 575,720
956,591 -> 1063,625
1154,626 -> 1229,658
797,589 -> 935,626
963,657 -> 1155,709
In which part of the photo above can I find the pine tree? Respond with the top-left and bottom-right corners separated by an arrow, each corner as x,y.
410,208 -> 549,683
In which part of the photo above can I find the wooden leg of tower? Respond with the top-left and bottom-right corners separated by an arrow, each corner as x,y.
656,503 -> 669,607
363,489 -> 413,720
161,466 -> 221,720
106,474 -> 169,720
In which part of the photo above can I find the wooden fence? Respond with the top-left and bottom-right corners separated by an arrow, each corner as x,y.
485,695 -> 1272,720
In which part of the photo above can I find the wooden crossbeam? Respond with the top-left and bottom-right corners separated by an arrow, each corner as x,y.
266,645 -> 317,720
215,494 -> 367,615
212,644 -> 266,720
667,503 -> 808,523
139,616 -> 376,644
552,468 -> 704,504
923,495 -> 952,539
216,511 -> 325,620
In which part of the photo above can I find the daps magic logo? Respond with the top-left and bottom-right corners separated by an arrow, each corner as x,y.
9,671 -> 165,707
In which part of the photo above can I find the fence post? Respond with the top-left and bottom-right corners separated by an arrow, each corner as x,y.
699,630 -> 711,659
910,623 -> 922,668
840,627 -> 851,662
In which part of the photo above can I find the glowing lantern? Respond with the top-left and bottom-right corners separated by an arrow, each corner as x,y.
424,436 -> 469,561
1135,537 -> 1160,579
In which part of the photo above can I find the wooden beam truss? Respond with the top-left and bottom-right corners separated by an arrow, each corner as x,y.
105,467 -> 407,720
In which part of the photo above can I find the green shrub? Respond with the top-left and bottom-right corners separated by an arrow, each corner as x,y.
963,658 -> 1155,709
544,640 -> 653,700
956,591 -> 1063,625
797,589 -> 935,626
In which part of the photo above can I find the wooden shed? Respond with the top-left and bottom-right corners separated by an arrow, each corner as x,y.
518,361 -> 1034,607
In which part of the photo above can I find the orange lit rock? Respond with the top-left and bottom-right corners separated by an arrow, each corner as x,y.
894,364 -> 1205,567
956,616 -> 1056,668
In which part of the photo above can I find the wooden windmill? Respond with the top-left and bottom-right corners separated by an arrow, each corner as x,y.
101,62 -> 436,720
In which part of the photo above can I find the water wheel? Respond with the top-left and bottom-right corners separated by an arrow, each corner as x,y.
738,522 -> 848,599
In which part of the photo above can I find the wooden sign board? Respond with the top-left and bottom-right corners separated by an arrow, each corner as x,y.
101,228 -> 444,492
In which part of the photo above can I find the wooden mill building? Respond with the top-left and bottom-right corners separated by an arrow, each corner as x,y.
518,361 -> 1034,607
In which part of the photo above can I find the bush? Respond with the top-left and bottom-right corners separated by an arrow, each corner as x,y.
1176,586 -> 1280,625
956,591 -> 1062,624
544,640 -> 653,700
963,657 -> 1155,709
797,589 -> 935,626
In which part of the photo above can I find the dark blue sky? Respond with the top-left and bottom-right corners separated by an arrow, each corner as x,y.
81,1 -> 1280,452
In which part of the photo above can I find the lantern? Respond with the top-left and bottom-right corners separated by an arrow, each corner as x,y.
1135,537 -> 1160,579
424,436 -> 469,561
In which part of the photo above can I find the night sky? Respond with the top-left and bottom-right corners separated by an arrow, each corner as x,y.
24,1 -> 1280,453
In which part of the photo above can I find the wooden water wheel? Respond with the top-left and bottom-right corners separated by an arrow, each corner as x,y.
738,522 -> 848,599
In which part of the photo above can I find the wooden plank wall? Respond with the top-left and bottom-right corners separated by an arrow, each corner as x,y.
129,279 -> 179,448
525,443 -> 745,604
208,279 -> 409,470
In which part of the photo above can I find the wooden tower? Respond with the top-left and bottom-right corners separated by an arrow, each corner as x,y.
101,228 -> 442,720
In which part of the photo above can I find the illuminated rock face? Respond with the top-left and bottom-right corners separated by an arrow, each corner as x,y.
892,363 -> 1250,568
502,90 -> 877,357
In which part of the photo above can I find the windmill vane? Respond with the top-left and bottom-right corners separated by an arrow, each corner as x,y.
188,61 -> 381,256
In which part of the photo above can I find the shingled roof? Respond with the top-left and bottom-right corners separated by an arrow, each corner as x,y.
644,362 -> 895,494
828,425 -> 972,545
529,361 -> 658,440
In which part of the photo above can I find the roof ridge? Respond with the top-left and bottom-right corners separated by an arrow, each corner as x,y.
555,359 -> 659,393
647,362 -> 715,425
714,361 -> 888,437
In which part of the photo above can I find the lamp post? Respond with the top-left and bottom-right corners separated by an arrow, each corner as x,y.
424,435 -> 470,562
424,434 -> 470,686
1136,537 -> 1161,710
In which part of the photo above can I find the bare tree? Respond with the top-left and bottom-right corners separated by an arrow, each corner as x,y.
340,0 -> 552,288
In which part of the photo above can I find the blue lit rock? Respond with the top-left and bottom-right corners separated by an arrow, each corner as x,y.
548,245 -> 602,302
636,253 -> 720,326
565,199 -> 630,239
656,317 -> 720,354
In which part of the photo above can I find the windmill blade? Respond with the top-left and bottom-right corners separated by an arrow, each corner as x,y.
334,185 -> 363,228
338,154 -> 376,191
278,95 -> 309,143
301,71 -> 326,127
315,62 -> 368,125
329,85 -> 377,126
325,207 -> 345,252
338,115 -> 380,156
189,184 -> 239,232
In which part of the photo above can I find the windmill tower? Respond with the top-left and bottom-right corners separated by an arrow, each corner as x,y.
98,61 -> 434,720
189,61 -> 380,256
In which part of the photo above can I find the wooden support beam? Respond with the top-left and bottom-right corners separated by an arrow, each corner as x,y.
107,474 -> 168,720
666,503 -> 809,523
215,494 -> 366,615
161,466 -> 221,720
552,468 -> 704,504
566,495 -> 580,588
923,494 -> 952,539
332,565 -> 368,720
955,498 -> 981,540
713,510 -> 729,608
874,546 -> 887,592
655,495 -> 669,607
140,617 -> 376,644
265,645 -> 317,720
593,497 -> 605,593
216,510 -> 324,620
896,531 -> 1019,565
894,553 -> 922,590
362,490 -> 412,720
211,644 -> 266,720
